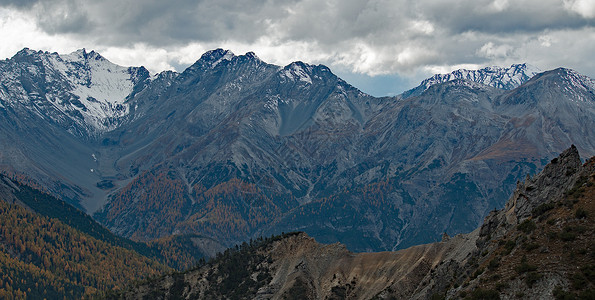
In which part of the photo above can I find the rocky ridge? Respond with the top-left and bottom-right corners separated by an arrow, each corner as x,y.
402,63 -> 541,98
112,146 -> 595,299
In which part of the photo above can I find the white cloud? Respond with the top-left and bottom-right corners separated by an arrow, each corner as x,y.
564,0 -> 595,18
424,64 -> 483,75
538,35 -> 553,47
0,8 -> 82,58
487,0 -> 510,12
409,20 -> 435,35
478,42 -> 515,59
100,45 -> 176,73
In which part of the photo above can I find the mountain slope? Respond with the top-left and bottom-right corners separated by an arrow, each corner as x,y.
93,50 -> 378,245
0,48 -> 151,212
444,145 -> 595,299
260,71 -> 595,251
111,146 -> 594,300
72,51 -> 595,251
2,48 -> 595,253
0,172 -> 222,271
111,231 -> 478,300
0,175 -> 171,299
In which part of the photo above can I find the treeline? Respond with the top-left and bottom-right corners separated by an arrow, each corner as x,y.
7,173 -> 205,270
179,178 -> 285,242
0,200 -> 170,299
147,234 -> 212,271
287,177 -> 400,223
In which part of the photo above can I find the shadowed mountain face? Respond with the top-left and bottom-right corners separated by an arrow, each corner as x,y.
111,146 -> 595,300
1,48 -> 594,251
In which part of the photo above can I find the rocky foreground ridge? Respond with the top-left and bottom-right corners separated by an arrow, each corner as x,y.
111,145 -> 594,299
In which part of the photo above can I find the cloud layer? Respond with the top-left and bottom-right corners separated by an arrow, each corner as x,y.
0,0 -> 594,95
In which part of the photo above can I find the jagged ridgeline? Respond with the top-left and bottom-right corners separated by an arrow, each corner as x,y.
108,146 -> 594,299
2,48 -> 594,254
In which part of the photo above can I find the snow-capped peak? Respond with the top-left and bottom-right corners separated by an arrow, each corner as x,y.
280,62 -> 314,84
49,50 -> 145,129
211,50 -> 235,68
561,68 -> 595,90
13,47 -> 38,57
403,63 -> 541,98
0,48 -> 149,133
555,68 -> 595,103
61,48 -> 106,63
198,48 -> 236,68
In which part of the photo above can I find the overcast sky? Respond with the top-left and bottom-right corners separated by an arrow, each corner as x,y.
1,0 -> 593,96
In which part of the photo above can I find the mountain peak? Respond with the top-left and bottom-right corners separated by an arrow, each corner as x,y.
11,47 -> 43,61
1,47 -> 150,133
245,51 -> 259,60
555,68 -> 595,91
61,48 -> 107,64
14,47 -> 37,56
280,61 -> 315,84
278,61 -> 335,85
199,48 -> 235,67
403,63 -> 541,98
501,67 -> 595,106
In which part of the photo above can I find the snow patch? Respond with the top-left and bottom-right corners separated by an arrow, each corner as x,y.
265,95 -> 280,111
46,50 -> 136,130
211,50 -> 235,68
281,63 -> 313,84
560,69 -> 595,103
410,63 -> 541,96
0,49 -> 147,132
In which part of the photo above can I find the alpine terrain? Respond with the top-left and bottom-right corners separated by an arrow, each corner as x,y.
1,48 -> 594,253
109,146 -> 595,299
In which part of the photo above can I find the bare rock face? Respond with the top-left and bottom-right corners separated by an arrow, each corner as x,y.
505,145 -> 582,221
479,145 -> 583,241
0,174 -> 22,205
461,146 -> 595,299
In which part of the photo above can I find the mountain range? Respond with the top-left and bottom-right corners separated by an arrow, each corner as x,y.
1,48 -> 594,252
108,145 -> 595,299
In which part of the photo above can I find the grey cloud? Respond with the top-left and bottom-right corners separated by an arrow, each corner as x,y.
0,0 -> 38,8
278,0 -> 416,45
5,0 -> 591,46
4,0 -> 297,46
35,0 -> 92,34
420,1 -> 592,34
